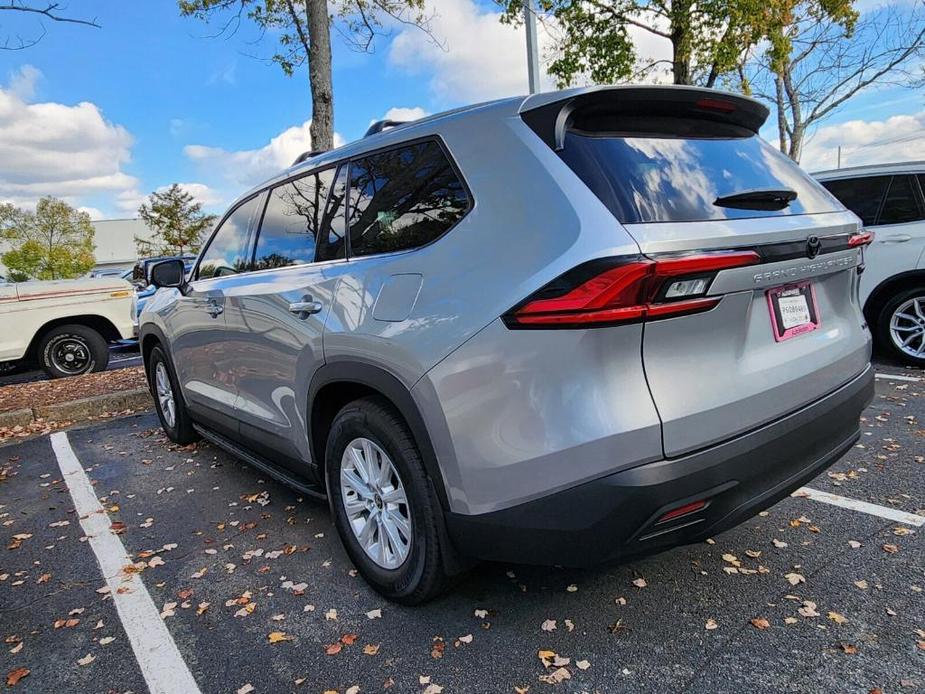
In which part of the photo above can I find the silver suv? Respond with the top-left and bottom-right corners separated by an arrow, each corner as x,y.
140,86 -> 874,603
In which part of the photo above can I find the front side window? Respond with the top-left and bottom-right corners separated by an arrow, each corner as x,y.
255,169 -> 335,269
820,176 -> 891,226
346,140 -> 469,257
878,175 -> 924,225
197,195 -> 263,279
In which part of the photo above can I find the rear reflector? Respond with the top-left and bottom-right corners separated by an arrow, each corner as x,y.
658,499 -> 707,523
505,251 -> 759,328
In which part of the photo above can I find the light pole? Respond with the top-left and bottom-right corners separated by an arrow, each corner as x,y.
523,0 -> 540,94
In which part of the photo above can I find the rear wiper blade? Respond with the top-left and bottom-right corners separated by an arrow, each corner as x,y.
714,188 -> 797,211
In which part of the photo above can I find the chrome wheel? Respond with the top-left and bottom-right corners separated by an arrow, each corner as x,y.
889,295 -> 925,360
340,437 -> 412,569
154,361 -> 176,428
50,337 -> 91,375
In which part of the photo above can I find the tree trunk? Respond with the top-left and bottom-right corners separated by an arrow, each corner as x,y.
306,0 -> 334,151
670,0 -> 692,84
789,125 -> 804,163
774,75 -> 789,155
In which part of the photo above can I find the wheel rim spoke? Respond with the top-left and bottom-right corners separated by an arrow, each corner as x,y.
890,296 -> 925,359
340,436 -> 412,569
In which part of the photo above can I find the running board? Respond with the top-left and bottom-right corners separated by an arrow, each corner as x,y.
192,423 -> 326,500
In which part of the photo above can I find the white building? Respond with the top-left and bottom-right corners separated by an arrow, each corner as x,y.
91,218 -> 155,272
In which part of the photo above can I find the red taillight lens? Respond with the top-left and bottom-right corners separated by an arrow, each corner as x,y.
695,97 -> 736,113
505,251 -> 759,329
848,231 -> 874,247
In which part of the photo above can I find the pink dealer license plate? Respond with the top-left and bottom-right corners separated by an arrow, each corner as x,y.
767,281 -> 820,342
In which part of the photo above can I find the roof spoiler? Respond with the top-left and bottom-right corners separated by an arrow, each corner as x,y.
520,87 -> 770,151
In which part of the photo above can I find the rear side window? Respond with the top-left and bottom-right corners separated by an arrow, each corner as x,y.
820,176 -> 890,226
559,130 -> 840,223
198,195 -> 263,279
346,140 -> 469,257
878,175 -> 924,225
255,168 -> 334,269
316,166 -> 347,263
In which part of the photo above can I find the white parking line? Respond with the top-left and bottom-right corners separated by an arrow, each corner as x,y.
875,372 -> 921,383
794,486 -> 925,527
50,432 -> 202,694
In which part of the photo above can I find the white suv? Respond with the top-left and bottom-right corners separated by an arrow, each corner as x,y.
814,162 -> 925,366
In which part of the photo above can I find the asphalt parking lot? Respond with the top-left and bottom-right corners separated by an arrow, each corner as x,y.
0,343 -> 142,387
1,367 -> 923,693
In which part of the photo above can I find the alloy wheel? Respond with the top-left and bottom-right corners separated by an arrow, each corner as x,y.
155,361 -> 176,428
340,437 -> 412,569
889,295 -> 925,360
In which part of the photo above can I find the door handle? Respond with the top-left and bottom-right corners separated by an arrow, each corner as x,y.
289,299 -> 323,317
882,234 -> 912,243
205,299 -> 224,317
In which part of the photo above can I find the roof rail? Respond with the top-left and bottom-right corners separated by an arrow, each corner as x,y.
364,119 -> 407,138
291,149 -> 325,166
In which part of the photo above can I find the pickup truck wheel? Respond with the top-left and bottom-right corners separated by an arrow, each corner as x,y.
38,325 -> 109,378
877,288 -> 925,367
147,345 -> 198,444
326,396 -> 449,605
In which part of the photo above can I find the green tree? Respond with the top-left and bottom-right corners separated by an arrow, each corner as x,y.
500,0 -> 774,87
0,197 -> 95,281
178,0 -> 431,153
745,2 -> 925,162
136,184 -> 217,258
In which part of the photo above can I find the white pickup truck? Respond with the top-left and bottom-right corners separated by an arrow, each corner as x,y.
0,277 -> 136,378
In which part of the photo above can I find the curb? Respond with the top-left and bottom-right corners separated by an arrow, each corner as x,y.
1,388 -> 152,429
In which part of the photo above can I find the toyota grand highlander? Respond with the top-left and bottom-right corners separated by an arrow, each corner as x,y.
139,85 -> 874,603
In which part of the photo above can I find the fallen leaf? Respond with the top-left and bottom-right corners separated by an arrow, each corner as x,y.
566,584 -> 578,592
784,573 -> 805,586
541,619 -> 557,632
366,608 -> 382,619
237,685 -> 255,694
837,643 -> 858,655
848,540 -> 862,549
750,617 -> 771,630
576,659 -> 591,670
267,631 -> 293,644
854,580 -> 868,590
325,608 -> 337,621
799,601 -> 820,618
363,643 -> 380,655
539,667 -> 571,685
772,539 -> 788,548
632,578 -> 647,588
882,544 -> 899,554
324,642 -> 342,655
340,633 -> 358,646
705,619 -> 719,630
474,609 -> 488,619
828,611 -> 849,625
6,668 -> 29,687
77,653 -> 95,667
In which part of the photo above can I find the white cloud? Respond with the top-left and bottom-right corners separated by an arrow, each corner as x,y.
388,0 -> 557,102
77,206 -> 105,220
801,110 -> 925,172
383,106 -> 429,122
185,120 -> 345,189
388,0 -> 672,103
0,65 -> 139,213
159,182 -> 224,207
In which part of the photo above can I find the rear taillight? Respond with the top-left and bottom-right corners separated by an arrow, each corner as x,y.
848,231 -> 874,247
504,251 -> 759,329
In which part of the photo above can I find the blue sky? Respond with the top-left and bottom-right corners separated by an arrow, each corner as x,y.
0,0 -> 921,219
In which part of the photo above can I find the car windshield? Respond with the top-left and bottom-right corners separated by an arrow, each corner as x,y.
559,131 -> 841,224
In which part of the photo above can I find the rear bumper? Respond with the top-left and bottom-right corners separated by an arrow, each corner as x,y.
444,365 -> 874,567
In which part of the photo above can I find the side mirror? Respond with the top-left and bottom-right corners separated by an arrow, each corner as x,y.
150,258 -> 187,289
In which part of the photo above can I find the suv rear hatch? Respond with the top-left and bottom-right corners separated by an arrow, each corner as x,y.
520,87 -> 871,457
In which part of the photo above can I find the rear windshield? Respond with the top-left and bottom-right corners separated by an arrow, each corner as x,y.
560,131 -> 842,224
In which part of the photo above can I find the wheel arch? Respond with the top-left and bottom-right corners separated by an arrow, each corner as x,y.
864,270 -> 925,326
27,314 -> 121,361
307,362 -> 450,511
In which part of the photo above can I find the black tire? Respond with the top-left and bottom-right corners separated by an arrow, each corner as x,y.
37,324 -> 109,379
325,396 -> 448,604
146,344 -> 198,444
876,287 -> 925,367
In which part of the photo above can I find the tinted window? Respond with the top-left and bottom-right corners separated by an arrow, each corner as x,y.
878,175 -> 923,225
316,165 -> 347,262
255,169 -> 336,269
197,195 -> 262,279
820,176 -> 891,226
346,140 -> 469,257
560,131 -> 840,223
